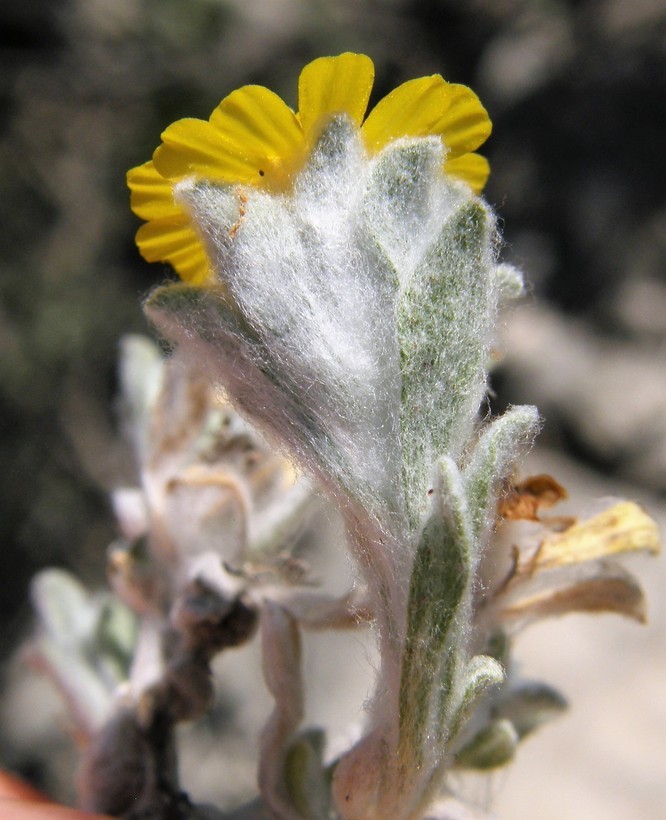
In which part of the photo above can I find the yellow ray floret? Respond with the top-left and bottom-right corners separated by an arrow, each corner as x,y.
127,53 -> 492,283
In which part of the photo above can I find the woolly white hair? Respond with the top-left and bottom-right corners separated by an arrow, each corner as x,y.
148,114 -> 539,818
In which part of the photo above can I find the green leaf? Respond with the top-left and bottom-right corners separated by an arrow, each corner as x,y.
284,729 -> 330,820
494,682 -> 568,740
95,598 -> 138,681
463,405 -> 540,541
31,569 -> 96,644
398,458 -> 472,769
447,654 -> 505,744
455,718 -> 518,770
146,283 -> 343,496
493,263 -> 525,303
145,282 -> 252,349
397,202 -> 495,522
363,138 -> 447,279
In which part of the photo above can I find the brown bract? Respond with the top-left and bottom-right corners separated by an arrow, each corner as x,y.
499,473 -> 568,522
494,499 -> 660,631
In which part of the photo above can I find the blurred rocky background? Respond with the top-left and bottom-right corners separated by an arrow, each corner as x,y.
1,0 -> 664,817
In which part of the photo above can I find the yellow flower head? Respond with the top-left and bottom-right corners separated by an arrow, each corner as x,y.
128,53 -> 492,284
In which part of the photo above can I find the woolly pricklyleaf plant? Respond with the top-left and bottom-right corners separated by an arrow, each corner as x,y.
130,53 -> 541,818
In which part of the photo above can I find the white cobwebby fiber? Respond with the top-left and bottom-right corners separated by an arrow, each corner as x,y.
363,135 -> 467,286
177,120 -> 405,527
149,114 -> 534,817
170,116 -> 509,616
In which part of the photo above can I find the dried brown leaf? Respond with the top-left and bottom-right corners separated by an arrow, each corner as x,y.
501,561 -> 648,628
499,474 -> 568,521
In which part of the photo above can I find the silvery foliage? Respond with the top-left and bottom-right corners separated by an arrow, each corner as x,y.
146,115 -> 540,818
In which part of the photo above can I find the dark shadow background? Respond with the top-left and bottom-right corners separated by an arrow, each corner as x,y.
1,0 -> 664,801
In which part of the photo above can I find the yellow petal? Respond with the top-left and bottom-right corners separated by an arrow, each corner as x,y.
153,117 -> 255,184
127,161 -> 180,220
533,501 -> 660,571
136,218 -> 189,260
361,75 -> 453,153
297,53 -> 375,136
136,219 -> 211,284
209,85 -> 304,165
168,245 -> 211,285
433,84 -> 492,157
154,87 -> 305,190
444,153 -> 490,194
